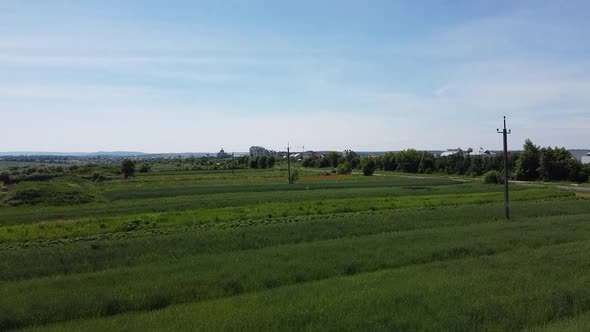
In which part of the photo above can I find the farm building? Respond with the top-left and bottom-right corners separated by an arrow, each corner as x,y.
470,148 -> 496,157
582,152 -> 590,164
440,149 -> 463,157
441,148 -> 495,158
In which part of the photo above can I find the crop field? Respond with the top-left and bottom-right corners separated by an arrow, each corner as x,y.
1,166 -> 590,331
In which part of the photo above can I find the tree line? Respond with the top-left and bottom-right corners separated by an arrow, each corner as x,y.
300,140 -> 590,182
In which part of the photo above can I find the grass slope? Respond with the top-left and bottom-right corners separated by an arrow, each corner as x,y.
29,240 -> 590,331
0,168 -> 588,331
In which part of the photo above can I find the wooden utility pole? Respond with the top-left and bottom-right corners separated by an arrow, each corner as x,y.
287,143 -> 291,184
497,116 -> 511,219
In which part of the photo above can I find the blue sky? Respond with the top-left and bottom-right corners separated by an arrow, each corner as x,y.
1,0 -> 589,152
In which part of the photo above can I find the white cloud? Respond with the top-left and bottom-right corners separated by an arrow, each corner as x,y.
0,83 -> 164,101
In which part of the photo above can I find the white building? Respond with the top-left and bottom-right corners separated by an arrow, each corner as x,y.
582,152 -> 590,165
470,147 -> 496,157
440,148 -> 463,157
249,146 -> 269,157
441,147 -> 495,158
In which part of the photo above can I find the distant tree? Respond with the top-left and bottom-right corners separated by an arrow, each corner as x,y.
418,152 -> 435,174
468,157 -> 484,177
0,171 -> 11,185
382,152 -> 397,171
138,162 -> 151,173
121,159 -> 136,179
452,153 -> 470,175
325,151 -> 342,168
317,157 -> 331,168
267,156 -> 276,169
396,149 -> 421,173
249,157 -> 259,169
257,156 -> 269,169
343,150 -> 361,169
237,156 -> 249,167
538,147 -> 571,181
514,139 -> 540,181
581,164 -> 590,183
361,158 -> 377,176
302,157 -> 316,168
566,157 -> 586,182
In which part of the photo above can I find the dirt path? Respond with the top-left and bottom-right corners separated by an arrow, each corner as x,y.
511,181 -> 590,192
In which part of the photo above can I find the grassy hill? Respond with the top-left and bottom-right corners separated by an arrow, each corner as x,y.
0,166 -> 589,330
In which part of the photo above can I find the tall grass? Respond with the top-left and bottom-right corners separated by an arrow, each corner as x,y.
2,197 -> 588,280
0,188 -> 571,243
2,213 -> 590,329
1,169 -> 588,330
27,239 -> 590,331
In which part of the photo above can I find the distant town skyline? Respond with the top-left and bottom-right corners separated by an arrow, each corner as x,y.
1,1 -> 589,152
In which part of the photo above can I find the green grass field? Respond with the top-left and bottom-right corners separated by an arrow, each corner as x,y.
1,167 -> 589,331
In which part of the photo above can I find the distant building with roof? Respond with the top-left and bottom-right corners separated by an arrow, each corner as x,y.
440,148 -> 463,157
470,147 -> 496,157
441,147 -> 495,158
249,146 -> 269,157
217,148 -> 231,159
582,152 -> 590,165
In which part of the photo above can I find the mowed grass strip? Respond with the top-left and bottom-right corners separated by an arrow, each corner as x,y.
0,180 -> 487,226
2,197 -> 589,281
3,213 -> 590,329
25,239 -> 590,332
103,176 -> 460,200
0,188 -> 571,243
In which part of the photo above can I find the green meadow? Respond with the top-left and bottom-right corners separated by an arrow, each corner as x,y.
1,165 -> 589,331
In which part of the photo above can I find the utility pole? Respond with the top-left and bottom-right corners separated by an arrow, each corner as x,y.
497,116 -> 511,219
287,143 -> 291,184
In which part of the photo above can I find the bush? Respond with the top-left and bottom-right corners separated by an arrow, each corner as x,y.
91,171 -> 106,182
290,169 -> 300,184
361,158 -> 377,176
4,186 -> 94,206
138,163 -> 151,173
23,172 -> 56,182
337,161 -> 352,175
0,171 -> 11,185
267,156 -> 276,169
302,157 -> 316,168
121,159 -> 136,179
482,170 -> 503,184
325,152 -> 342,168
